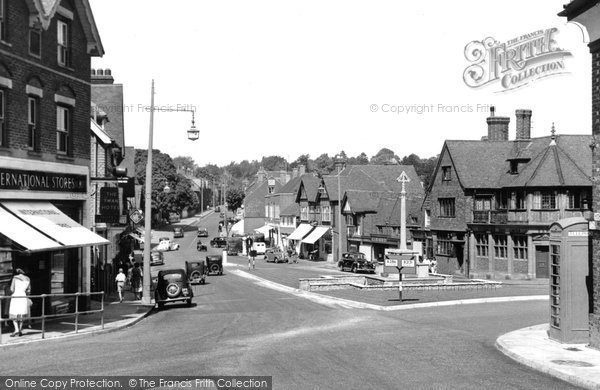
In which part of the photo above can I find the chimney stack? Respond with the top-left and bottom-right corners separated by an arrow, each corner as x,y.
292,167 -> 299,178
515,109 -> 532,140
91,68 -> 115,85
486,106 -> 510,141
257,167 -> 266,183
299,165 -> 306,175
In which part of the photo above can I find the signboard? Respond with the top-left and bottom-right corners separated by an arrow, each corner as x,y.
401,259 -> 416,268
385,258 -> 398,267
99,187 -> 120,223
129,209 -> 143,225
384,248 -> 417,274
0,167 -> 87,193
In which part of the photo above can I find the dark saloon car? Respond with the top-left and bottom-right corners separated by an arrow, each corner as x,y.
338,252 -> 376,273
185,261 -> 206,285
154,269 -> 193,309
210,237 -> 227,248
197,227 -> 209,237
206,255 -> 223,275
266,248 -> 288,263
173,227 -> 184,238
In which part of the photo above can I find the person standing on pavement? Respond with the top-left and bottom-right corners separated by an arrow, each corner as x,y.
130,263 -> 143,300
9,269 -> 31,337
115,268 -> 127,303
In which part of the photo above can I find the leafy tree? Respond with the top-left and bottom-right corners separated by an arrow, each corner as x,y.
173,156 -> 196,172
371,148 -> 399,164
261,155 -> 288,171
226,188 -> 245,213
312,153 -> 334,176
290,154 -> 310,169
355,152 -> 369,165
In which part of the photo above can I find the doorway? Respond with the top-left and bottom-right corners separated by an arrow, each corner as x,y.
535,246 -> 549,278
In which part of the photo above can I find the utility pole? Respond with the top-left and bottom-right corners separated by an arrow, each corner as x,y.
142,80 -> 155,306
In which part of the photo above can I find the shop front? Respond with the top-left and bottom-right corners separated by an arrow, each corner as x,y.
0,158 -> 108,316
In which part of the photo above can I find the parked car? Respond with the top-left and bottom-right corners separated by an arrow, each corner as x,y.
227,237 -> 243,255
150,251 -> 164,266
210,237 -> 227,248
206,255 -> 223,275
196,241 -> 207,251
185,261 -> 206,285
154,269 -> 193,309
156,238 -> 180,251
173,227 -> 184,238
197,227 -> 209,237
338,252 -> 376,273
266,248 -> 288,263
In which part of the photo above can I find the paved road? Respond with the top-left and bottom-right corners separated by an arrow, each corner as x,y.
1,212 -> 577,389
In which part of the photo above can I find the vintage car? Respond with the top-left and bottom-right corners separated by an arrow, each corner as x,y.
210,237 -> 227,248
173,227 -> 184,238
185,261 -> 206,285
338,252 -> 376,273
156,238 -> 180,251
196,241 -> 208,251
150,250 -> 164,266
206,255 -> 223,275
154,269 -> 193,309
197,227 -> 209,237
265,248 -> 288,263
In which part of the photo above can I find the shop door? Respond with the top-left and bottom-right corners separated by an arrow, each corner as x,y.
535,246 -> 549,278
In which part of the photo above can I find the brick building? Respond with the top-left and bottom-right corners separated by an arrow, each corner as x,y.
0,0 -> 105,311
559,0 -> 600,348
424,107 -> 591,279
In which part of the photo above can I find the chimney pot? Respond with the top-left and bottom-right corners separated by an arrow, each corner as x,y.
490,106 -> 495,117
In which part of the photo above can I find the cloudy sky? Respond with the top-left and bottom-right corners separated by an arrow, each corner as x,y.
89,0 -> 592,166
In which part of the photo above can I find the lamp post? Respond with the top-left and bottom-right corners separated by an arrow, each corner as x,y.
334,154 -> 345,263
142,80 -> 199,306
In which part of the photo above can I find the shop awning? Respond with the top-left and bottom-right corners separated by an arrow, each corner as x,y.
230,220 -> 244,236
0,202 -> 109,250
288,223 -> 314,241
301,226 -> 330,244
0,206 -> 63,252
254,224 -> 274,235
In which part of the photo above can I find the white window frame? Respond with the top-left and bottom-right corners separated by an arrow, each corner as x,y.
57,20 -> 69,66
56,105 -> 70,154
300,206 -> 308,221
322,205 -> 331,222
28,97 -> 37,150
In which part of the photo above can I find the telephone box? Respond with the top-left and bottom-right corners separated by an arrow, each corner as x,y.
548,217 -> 590,344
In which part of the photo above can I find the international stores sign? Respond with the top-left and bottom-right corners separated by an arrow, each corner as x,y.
463,27 -> 572,92
0,167 -> 87,193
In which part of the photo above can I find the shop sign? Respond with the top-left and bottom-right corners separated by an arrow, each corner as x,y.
0,167 -> 87,193
99,187 -> 120,223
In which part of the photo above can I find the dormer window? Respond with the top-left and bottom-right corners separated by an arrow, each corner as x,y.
510,160 -> 518,174
442,166 -> 452,181
268,186 -> 274,194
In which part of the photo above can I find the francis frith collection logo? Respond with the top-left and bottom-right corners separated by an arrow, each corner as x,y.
463,27 -> 572,92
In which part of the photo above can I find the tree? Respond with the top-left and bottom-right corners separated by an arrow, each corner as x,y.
261,155 -> 288,171
312,153 -> 334,176
226,188 -> 245,213
290,154 -> 310,169
173,156 -> 196,172
371,148 -> 399,164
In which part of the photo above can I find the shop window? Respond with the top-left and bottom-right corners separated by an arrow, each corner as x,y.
439,198 -> 455,218
475,234 -> 488,257
493,235 -> 507,259
436,232 -> 453,256
513,235 -> 528,260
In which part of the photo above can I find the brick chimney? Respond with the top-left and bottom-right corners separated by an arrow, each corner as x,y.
486,106 -> 510,141
515,109 -> 532,140
91,68 -> 115,85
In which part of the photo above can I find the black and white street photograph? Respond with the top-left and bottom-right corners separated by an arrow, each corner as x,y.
0,0 -> 599,389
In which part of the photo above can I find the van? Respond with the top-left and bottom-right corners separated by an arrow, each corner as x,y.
252,242 -> 266,258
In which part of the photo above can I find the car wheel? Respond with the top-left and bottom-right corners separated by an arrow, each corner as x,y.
352,265 -> 358,273
166,283 -> 181,298
190,270 -> 202,281
273,257 -> 278,263
209,263 -> 220,274
200,278 -> 205,285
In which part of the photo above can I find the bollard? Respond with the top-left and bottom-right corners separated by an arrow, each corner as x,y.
41,295 -> 46,339
75,293 -> 79,333
101,292 -> 105,330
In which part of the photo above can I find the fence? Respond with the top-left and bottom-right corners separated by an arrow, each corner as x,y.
0,292 -> 104,344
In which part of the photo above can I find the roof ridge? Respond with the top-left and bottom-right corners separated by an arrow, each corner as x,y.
555,143 -> 592,181
552,146 -> 565,185
525,146 -> 553,187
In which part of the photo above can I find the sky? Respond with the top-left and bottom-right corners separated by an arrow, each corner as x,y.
89,0 -> 593,167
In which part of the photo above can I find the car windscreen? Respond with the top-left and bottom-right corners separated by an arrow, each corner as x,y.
161,273 -> 184,282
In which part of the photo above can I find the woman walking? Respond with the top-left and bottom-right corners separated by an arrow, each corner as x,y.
9,269 -> 31,337
130,263 -> 143,301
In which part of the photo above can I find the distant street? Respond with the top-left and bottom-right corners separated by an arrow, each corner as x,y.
0,212 -> 577,389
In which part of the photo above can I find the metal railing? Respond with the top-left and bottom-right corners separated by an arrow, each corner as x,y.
0,292 -> 104,344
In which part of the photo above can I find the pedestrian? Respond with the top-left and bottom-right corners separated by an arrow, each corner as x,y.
115,268 -> 127,303
9,269 -> 31,337
130,263 -> 143,300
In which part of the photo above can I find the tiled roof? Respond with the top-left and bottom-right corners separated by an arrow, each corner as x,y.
92,84 -> 125,148
446,135 -> 591,189
276,175 -> 304,195
374,193 -> 425,226
280,203 -> 299,216
244,180 -> 284,218
344,190 -> 384,213
299,175 -> 322,202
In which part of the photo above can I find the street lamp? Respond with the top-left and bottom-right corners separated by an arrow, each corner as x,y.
334,154 -> 346,263
142,80 -> 198,306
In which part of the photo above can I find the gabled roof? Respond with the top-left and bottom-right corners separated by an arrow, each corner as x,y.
343,190 -> 384,213
375,193 -> 424,226
323,170 -> 382,201
443,135 -> 591,189
26,0 -> 104,56
275,175 -> 304,195
296,175 -> 321,202
244,179 -> 284,218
